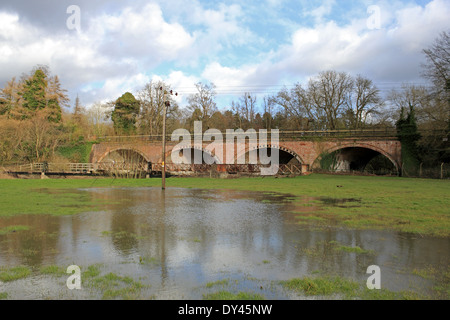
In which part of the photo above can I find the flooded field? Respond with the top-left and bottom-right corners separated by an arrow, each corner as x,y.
0,187 -> 448,300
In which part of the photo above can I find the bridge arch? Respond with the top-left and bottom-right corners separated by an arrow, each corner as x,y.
97,147 -> 150,164
315,143 -> 400,173
166,145 -> 222,164
236,144 -> 304,165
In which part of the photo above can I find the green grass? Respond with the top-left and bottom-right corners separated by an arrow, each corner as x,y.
39,265 -> 67,276
280,276 -> 359,297
336,245 -> 372,254
83,264 -> 102,278
138,256 -> 159,265
85,272 -> 147,300
0,174 -> 449,236
203,291 -> 265,300
205,279 -> 230,288
56,142 -> 96,163
280,276 -> 424,300
0,292 -> 7,300
0,225 -> 30,235
301,240 -> 374,257
0,266 -> 32,282
77,265 -> 148,300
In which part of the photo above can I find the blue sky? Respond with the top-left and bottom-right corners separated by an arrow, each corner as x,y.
0,0 -> 448,111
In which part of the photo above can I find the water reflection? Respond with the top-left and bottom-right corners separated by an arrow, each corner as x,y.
0,187 -> 448,299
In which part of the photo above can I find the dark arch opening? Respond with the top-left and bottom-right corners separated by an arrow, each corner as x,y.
244,148 -> 302,165
101,149 -> 149,178
319,147 -> 397,175
172,148 -> 219,165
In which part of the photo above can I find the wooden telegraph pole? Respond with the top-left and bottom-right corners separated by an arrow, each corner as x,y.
160,87 -> 177,190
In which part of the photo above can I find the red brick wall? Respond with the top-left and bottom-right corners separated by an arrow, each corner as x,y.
91,138 -> 402,171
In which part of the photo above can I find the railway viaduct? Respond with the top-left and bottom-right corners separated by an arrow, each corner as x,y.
89,130 -> 402,174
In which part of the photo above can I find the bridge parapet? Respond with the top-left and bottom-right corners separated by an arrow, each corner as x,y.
96,128 -> 401,144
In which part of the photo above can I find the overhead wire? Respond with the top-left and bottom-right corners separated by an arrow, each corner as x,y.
173,82 -> 433,96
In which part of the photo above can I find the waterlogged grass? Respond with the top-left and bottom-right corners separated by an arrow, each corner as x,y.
205,279 -> 230,288
300,240 -> 374,257
0,225 -> 30,235
280,276 -> 423,300
0,174 -> 449,236
101,230 -> 146,241
86,272 -> 147,300
281,276 -> 359,297
336,245 -> 372,254
0,263 -> 150,300
0,266 -> 32,282
80,264 -> 148,300
39,265 -> 67,276
138,256 -> 159,265
412,267 -> 450,299
203,291 -> 265,300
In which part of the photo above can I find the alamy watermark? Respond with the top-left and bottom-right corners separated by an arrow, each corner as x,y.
66,265 -> 82,290
66,5 -> 81,33
171,121 -> 280,176
367,265 -> 381,290
367,5 -> 381,30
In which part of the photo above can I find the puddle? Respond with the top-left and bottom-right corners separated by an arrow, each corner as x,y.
0,187 -> 448,300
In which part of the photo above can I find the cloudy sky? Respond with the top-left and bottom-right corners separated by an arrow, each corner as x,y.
0,0 -> 448,110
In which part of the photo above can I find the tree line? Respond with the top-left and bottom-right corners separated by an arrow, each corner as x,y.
1,31 -> 448,167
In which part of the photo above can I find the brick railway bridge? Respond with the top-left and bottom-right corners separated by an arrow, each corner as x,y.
89,129 -> 402,176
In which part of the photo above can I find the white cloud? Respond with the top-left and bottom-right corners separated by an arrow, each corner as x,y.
265,0 -> 450,83
202,62 -> 258,88
306,0 -> 336,24
0,0 -> 449,109
89,3 -> 194,62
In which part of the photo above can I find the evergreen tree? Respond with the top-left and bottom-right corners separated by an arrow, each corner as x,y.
21,69 -> 47,112
73,94 -> 84,124
46,75 -> 68,123
112,92 -> 140,134
396,104 -> 421,174
18,68 -> 67,123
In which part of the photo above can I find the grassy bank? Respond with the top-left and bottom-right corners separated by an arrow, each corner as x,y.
0,174 -> 449,237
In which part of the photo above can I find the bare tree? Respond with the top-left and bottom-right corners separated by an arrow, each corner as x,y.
262,95 -> 277,130
137,81 -> 164,135
231,92 -> 257,129
0,77 -> 23,118
274,84 -> 326,130
345,75 -> 382,129
136,81 -> 179,135
86,102 -> 113,137
21,109 -> 61,161
422,31 -> 450,102
308,70 -> 354,130
388,84 -> 429,120
187,82 -> 217,127
390,84 -> 448,130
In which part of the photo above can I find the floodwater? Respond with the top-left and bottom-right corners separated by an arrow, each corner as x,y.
0,187 -> 448,300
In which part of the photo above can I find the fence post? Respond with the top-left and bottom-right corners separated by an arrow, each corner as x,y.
441,163 -> 444,180
419,163 -> 423,178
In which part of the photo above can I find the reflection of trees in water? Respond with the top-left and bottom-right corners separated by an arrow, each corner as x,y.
101,149 -> 149,178
107,188 -> 141,254
0,215 -> 61,266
